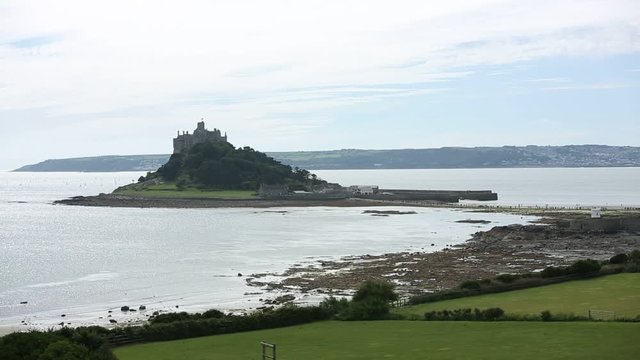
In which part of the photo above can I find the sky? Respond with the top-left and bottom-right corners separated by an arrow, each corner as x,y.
1,0 -> 639,170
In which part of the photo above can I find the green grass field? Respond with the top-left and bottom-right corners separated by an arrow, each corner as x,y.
114,321 -> 640,360
115,185 -> 257,199
397,273 -> 640,318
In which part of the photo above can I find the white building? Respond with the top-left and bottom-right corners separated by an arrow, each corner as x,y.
349,185 -> 379,195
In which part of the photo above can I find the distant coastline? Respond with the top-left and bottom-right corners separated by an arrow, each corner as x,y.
14,145 -> 640,172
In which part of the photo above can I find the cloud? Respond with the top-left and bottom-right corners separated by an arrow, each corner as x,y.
542,83 -> 628,91
0,0 -> 638,158
526,78 -> 571,83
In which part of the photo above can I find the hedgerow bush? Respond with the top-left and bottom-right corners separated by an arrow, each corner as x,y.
424,308 -> 505,321
336,280 -> 399,320
0,328 -> 116,360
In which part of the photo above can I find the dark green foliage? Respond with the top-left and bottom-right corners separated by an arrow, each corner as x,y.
338,280 -> 399,320
629,249 -> 640,263
0,331 -> 63,360
202,309 -> 225,319
460,280 -> 482,290
150,309 -> 225,324
156,153 -> 184,181
319,296 -> 350,315
424,308 -> 505,321
127,305 -> 333,342
149,312 -> 193,324
609,253 -> 628,264
540,266 -> 568,278
38,340 -> 89,360
495,274 -> 519,283
154,142 -> 325,190
541,310 -> 553,321
567,259 -> 601,274
0,328 -> 116,360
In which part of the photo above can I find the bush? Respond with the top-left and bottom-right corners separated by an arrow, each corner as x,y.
339,280 -> 398,320
540,266 -> 568,278
541,310 -> 553,321
609,253 -> 628,264
320,296 -> 350,317
202,309 -> 225,319
352,280 -> 398,303
567,259 -> 601,274
495,274 -> 518,283
629,249 -> 640,263
424,308 -> 505,321
38,340 -> 89,360
459,280 -> 482,290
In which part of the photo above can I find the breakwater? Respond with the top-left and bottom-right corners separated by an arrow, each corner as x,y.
361,189 -> 498,202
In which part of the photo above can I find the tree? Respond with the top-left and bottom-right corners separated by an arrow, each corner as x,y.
341,280 -> 398,320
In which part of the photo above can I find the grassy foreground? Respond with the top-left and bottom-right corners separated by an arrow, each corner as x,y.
114,321 -> 640,360
397,273 -> 640,318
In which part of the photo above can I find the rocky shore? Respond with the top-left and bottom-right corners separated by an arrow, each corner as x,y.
54,193 -> 444,208
246,213 -> 640,298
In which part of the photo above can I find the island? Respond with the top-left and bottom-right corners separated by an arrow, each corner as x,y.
55,121 -> 497,208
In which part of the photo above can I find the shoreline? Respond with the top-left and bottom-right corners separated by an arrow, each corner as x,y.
53,193 -> 453,208
7,196 -> 640,335
246,213 -> 640,298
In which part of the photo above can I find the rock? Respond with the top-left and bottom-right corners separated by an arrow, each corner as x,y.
109,319 -> 118,324
61,314 -> 66,317
108,310 -> 112,313
237,273 -> 243,277
20,301 -> 28,305
139,305 -> 146,311
129,309 -> 136,312
58,322 -> 64,326
120,306 -> 129,311
175,305 -> 179,308
152,311 -> 159,316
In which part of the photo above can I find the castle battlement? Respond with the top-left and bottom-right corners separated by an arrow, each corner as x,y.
173,119 -> 228,154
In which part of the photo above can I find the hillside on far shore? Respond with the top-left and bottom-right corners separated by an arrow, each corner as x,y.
13,145 -> 640,172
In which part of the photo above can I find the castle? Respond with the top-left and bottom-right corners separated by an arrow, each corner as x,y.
173,120 -> 228,154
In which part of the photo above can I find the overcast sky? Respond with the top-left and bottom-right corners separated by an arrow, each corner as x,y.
1,0 -> 639,170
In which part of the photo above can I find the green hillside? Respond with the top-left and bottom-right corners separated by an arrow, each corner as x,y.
124,141 -> 326,191
114,321 -> 640,360
397,273 -> 640,318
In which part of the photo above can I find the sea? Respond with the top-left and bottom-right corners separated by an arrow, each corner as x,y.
1,167 -> 638,333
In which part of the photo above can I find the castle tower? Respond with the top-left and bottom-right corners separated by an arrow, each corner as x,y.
173,120 -> 228,154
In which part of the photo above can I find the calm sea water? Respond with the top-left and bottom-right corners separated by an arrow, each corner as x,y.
315,167 -> 640,207
0,167 -> 637,332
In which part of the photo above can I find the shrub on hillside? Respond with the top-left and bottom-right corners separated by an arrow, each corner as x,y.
424,308 -> 505,321
339,280 -> 399,320
495,274 -> 519,283
0,328 -> 115,360
609,253 -> 628,264
567,259 -> 601,274
540,266 -> 568,278
459,280 -> 482,290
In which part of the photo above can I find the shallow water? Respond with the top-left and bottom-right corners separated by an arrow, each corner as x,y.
3,167 -> 638,332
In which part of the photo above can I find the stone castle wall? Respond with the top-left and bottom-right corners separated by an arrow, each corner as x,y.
173,121 -> 227,154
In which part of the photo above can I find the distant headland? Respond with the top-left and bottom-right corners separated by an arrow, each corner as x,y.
15,145 -> 640,173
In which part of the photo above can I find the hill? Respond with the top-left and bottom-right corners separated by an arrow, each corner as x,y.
14,154 -> 169,172
13,145 -> 640,172
120,141 -> 325,192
